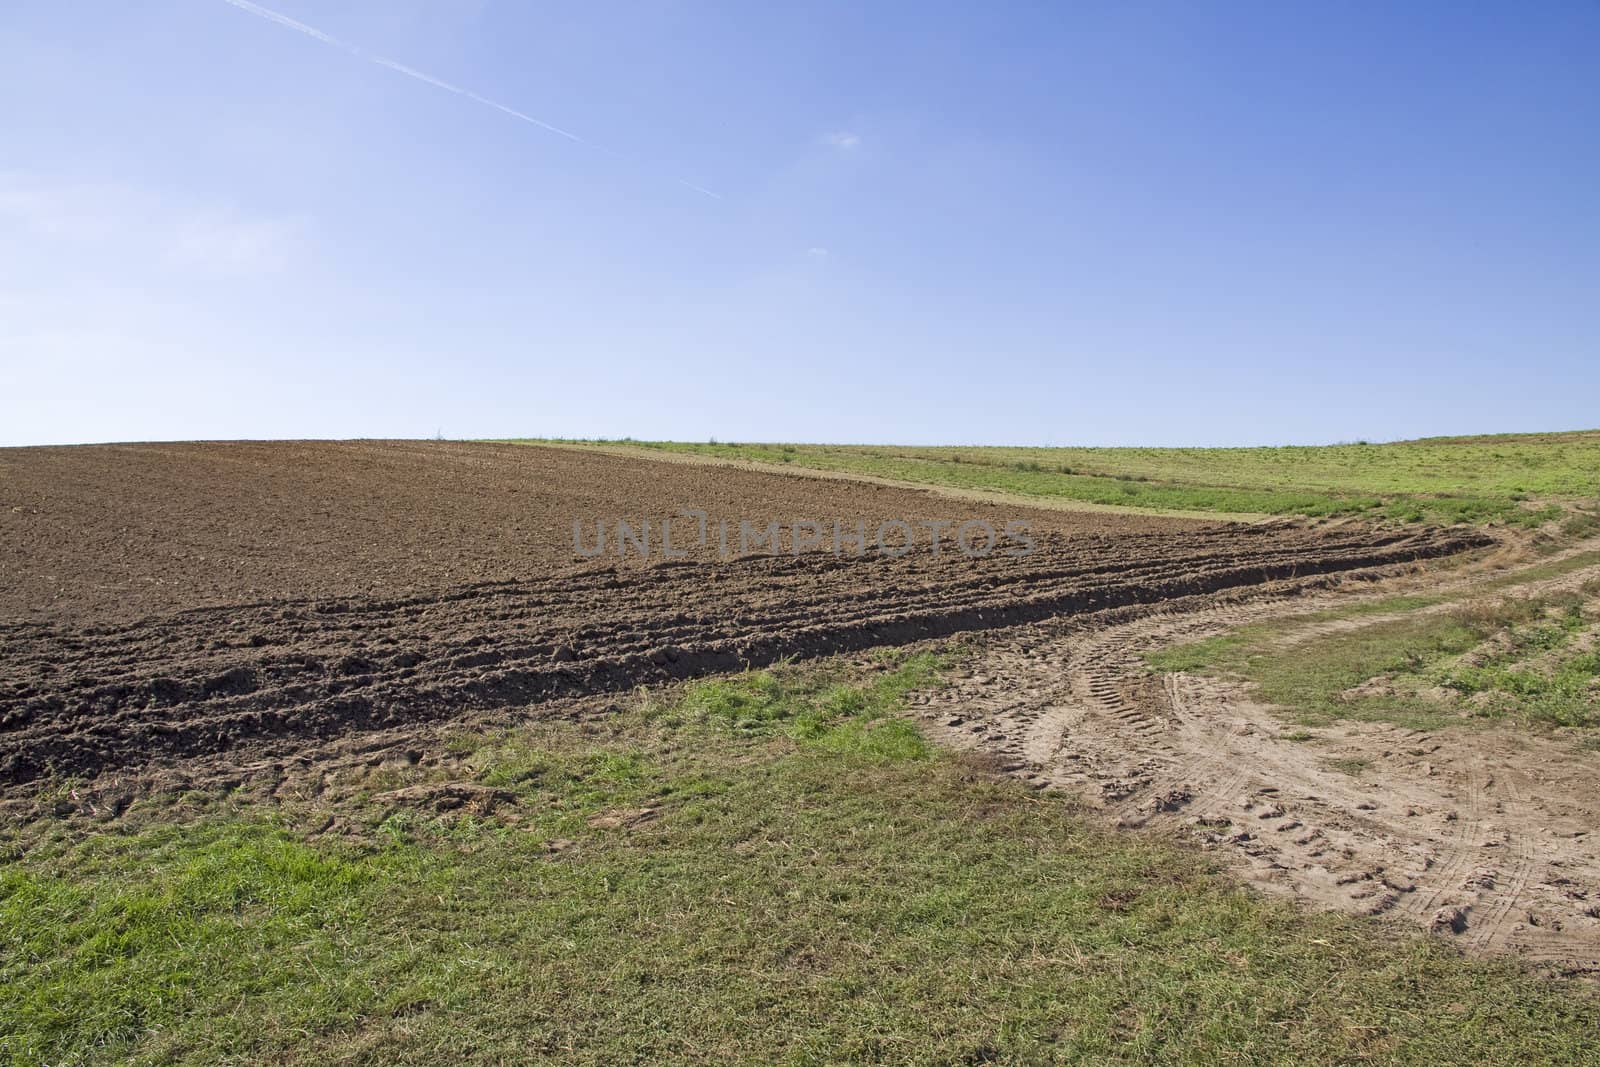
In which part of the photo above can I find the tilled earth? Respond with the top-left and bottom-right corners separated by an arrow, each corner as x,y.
1,442 -> 1484,787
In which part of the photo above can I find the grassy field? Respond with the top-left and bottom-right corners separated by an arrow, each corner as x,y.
516,430 -> 1600,527
6,649 -> 1600,1065
1148,565 -> 1600,733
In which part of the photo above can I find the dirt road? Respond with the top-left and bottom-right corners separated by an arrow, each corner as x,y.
916,543 -> 1600,974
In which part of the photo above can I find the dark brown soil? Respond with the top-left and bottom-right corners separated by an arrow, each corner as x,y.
0,441 -> 1488,784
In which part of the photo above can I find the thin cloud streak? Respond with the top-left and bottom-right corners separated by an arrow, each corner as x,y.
676,178 -> 724,200
217,0 -> 720,199
367,56 -> 467,97
463,92 -> 586,144
220,0 -> 338,46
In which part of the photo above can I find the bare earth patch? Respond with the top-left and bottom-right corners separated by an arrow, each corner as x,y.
915,542 -> 1600,974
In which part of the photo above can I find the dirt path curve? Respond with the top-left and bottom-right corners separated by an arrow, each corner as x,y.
914,540 -> 1600,974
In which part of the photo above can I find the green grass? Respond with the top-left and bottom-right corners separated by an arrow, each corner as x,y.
5,652 -> 1600,1064
1149,592 -> 1600,731
1438,599 -> 1600,728
1,823 -> 384,1061
509,430 -> 1600,527
1150,611 -> 1490,730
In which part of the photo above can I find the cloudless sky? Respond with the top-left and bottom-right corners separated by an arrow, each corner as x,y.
2,1 -> 1596,447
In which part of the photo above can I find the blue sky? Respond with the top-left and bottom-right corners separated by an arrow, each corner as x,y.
3,1 -> 1596,447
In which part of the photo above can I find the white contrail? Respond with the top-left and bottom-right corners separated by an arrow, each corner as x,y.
216,0 -> 720,199
221,0 -> 340,46
463,92 -> 585,144
367,56 -> 467,97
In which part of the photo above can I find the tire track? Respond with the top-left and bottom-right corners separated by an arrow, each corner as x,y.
1469,768 -> 1538,953
914,550 -> 1600,971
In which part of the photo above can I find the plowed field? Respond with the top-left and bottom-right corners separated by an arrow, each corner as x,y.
0,441 -> 1485,784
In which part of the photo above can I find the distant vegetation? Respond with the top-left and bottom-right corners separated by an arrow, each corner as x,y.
518,431 -> 1600,527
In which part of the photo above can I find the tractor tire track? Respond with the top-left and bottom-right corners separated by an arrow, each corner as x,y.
914,549 -> 1600,972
